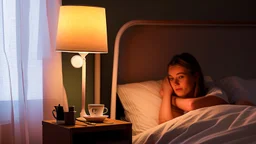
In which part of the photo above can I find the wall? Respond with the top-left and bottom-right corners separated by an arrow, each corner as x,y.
61,0 -> 256,117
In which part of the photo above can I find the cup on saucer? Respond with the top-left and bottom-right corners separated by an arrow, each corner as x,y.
88,104 -> 108,117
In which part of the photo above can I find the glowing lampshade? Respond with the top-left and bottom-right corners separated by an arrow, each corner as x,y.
56,6 -> 108,53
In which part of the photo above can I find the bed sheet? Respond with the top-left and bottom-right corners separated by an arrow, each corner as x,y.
133,105 -> 256,144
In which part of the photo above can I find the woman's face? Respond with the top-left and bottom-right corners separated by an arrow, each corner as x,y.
168,65 -> 197,98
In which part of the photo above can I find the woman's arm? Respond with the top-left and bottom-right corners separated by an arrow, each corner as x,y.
172,95 -> 228,112
159,77 -> 183,124
159,95 -> 183,124
159,77 -> 172,124
159,92 -> 172,124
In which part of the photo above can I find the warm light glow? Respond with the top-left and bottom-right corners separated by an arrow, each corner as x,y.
56,6 -> 108,53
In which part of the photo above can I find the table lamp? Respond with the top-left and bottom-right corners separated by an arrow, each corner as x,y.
56,6 -> 108,117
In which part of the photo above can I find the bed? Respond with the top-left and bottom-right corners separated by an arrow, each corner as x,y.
110,20 -> 256,143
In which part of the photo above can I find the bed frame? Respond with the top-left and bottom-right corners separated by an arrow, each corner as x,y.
110,20 -> 256,119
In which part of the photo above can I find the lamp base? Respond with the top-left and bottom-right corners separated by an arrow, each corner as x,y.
80,109 -> 87,117
79,53 -> 89,118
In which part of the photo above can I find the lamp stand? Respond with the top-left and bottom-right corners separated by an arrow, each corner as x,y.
79,53 -> 88,117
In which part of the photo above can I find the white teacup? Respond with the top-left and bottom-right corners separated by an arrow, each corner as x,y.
88,104 -> 108,117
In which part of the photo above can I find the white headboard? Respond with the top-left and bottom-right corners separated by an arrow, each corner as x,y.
110,20 -> 256,119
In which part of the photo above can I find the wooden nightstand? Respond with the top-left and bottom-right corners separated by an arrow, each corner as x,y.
42,119 -> 132,144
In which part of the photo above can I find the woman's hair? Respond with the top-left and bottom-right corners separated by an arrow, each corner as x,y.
168,52 -> 206,97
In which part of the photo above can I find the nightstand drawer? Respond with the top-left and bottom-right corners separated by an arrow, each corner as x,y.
42,119 -> 132,144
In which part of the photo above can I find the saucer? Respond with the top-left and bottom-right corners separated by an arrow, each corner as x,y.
83,115 -> 108,122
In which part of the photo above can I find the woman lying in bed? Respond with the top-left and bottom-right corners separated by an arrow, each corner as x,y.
159,53 -> 254,124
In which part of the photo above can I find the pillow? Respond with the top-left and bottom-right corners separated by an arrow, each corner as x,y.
117,76 -> 214,135
117,80 -> 162,135
215,76 -> 256,105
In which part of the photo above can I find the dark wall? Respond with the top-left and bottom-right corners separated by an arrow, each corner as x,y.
61,0 -> 256,117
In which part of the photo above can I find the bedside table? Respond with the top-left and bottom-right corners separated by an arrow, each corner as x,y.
42,119 -> 132,144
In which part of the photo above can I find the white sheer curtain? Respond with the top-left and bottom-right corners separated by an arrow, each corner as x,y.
0,0 -> 68,144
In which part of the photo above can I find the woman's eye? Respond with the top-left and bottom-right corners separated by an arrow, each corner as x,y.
169,78 -> 174,81
178,75 -> 184,79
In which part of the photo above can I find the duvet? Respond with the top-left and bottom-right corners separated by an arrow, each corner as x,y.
133,105 -> 256,144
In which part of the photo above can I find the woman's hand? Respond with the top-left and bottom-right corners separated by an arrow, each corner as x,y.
160,76 -> 173,98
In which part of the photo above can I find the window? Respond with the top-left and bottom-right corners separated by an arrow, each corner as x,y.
0,0 -> 43,124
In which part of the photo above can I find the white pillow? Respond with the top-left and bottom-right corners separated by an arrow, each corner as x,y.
215,76 -> 256,104
117,80 -> 162,135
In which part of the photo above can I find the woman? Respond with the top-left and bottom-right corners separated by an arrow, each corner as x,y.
158,53 -> 229,124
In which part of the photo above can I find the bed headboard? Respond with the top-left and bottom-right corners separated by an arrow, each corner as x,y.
110,20 -> 256,119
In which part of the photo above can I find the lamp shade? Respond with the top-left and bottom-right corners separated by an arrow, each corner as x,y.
56,6 -> 108,53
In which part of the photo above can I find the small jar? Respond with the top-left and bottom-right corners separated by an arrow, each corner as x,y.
64,106 -> 76,125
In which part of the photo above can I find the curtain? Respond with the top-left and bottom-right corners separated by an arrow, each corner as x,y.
0,0 -> 68,144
